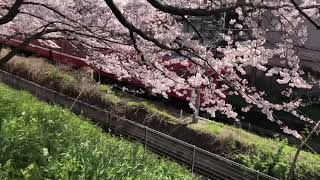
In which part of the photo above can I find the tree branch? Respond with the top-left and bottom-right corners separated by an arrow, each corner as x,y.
287,121 -> 320,180
0,27 -> 63,67
180,16 -> 204,43
129,31 -> 146,63
289,0 -> 320,30
146,0 -> 235,16
146,0 -> 320,17
0,0 -> 24,25
104,0 -> 175,51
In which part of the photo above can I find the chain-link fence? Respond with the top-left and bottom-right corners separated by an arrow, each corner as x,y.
0,70 -> 278,180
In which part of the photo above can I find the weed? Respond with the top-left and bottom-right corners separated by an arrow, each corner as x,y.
0,83 -> 198,179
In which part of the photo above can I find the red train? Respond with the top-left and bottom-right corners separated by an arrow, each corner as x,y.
1,36 -> 141,85
0,36 -> 225,104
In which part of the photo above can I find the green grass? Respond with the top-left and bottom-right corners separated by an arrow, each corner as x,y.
0,83 -> 198,179
3,48 -> 179,124
188,121 -> 320,179
3,50 -> 320,179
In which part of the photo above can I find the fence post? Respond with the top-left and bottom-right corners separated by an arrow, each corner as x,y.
108,114 -> 112,131
35,84 -> 38,97
144,127 -> 148,150
11,74 -> 15,87
191,145 -> 196,174
0,70 -> 279,180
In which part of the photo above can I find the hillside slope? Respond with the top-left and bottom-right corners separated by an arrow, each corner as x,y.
0,83 -> 198,179
2,49 -> 320,179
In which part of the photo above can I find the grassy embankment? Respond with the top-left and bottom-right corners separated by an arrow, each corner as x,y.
2,49 -> 320,179
0,83 -> 198,179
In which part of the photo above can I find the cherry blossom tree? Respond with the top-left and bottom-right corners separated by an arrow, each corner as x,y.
1,0 -> 320,135
1,1 -> 320,177
105,0 -> 320,135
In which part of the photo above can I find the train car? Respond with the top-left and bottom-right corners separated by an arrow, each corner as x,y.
0,36 -> 128,84
0,36 -> 226,105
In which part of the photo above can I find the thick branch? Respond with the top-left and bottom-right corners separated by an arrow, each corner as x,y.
287,121 -> 320,180
0,28 -> 61,67
129,31 -> 146,63
146,0 -> 320,17
146,0 -> 235,16
180,16 -> 204,43
0,0 -> 24,25
104,0 -> 173,51
289,0 -> 320,30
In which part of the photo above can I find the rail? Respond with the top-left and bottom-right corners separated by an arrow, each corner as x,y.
0,69 -> 278,180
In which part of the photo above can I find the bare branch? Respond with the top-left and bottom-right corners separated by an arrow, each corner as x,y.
146,0 -> 320,17
289,0 -> 320,30
0,24 -> 66,67
0,0 -> 24,25
104,0 -> 175,51
180,16 -> 204,43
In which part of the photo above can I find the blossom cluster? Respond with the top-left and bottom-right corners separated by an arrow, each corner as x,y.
1,0 -> 319,137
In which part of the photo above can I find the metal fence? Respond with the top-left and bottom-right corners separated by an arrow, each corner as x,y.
0,69 -> 278,180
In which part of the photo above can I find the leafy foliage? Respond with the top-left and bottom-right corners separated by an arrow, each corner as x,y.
189,121 -> 320,179
0,83 -> 198,179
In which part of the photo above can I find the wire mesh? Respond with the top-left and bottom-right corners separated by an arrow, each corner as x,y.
0,70 -> 278,180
